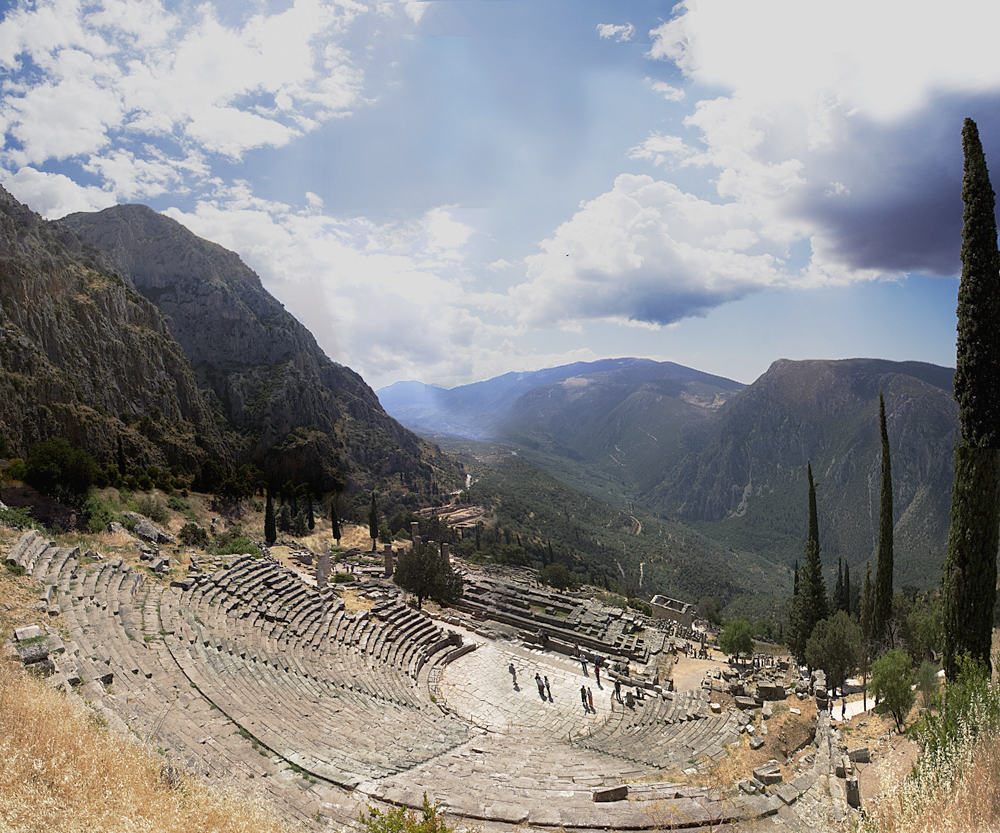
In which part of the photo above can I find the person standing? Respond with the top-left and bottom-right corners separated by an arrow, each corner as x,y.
587,687 -> 594,711
544,676 -> 552,701
581,685 -> 588,711
509,662 -> 517,687
536,673 -> 546,700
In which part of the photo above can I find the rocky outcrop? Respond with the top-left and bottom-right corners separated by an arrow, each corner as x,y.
0,187 -> 228,473
62,205 -> 442,491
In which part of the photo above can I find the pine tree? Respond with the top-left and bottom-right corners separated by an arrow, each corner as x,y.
787,462 -> 828,663
834,559 -> 845,612
264,492 -> 277,545
874,391 -> 894,645
793,560 -> 798,595
369,492 -> 379,552
944,118 -> 1000,678
307,496 -> 315,530
330,498 -> 341,545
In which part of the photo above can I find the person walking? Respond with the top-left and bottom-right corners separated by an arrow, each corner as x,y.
614,678 -> 622,703
544,676 -> 552,701
509,662 -> 518,688
535,673 -> 546,700
594,664 -> 600,686
587,686 -> 594,711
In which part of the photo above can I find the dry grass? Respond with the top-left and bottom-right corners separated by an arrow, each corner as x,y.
0,658 -> 293,833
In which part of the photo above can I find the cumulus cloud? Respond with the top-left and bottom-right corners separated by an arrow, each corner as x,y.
2,166 -> 117,217
161,183 -> 523,387
510,173 -> 786,329
597,23 -> 635,42
648,79 -> 684,101
0,0 -> 371,202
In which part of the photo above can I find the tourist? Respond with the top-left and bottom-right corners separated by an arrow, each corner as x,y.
580,685 -> 588,711
614,679 -> 622,703
544,676 -> 552,701
587,686 -> 594,711
509,662 -> 517,687
594,664 -> 600,686
535,673 -> 545,700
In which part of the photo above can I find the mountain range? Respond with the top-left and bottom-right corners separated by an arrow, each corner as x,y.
0,187 -> 449,495
379,356 -> 960,591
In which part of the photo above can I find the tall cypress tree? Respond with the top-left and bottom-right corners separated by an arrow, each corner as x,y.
944,118 -> 1000,679
369,492 -> 379,552
330,498 -> 341,546
264,492 -> 277,545
874,391 -> 894,646
787,462 -> 828,662
860,563 -> 874,648
834,559 -> 845,612
843,562 -> 852,617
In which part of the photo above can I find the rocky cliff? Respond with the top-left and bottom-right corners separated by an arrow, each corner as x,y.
0,186 -> 226,473
62,204 -> 442,492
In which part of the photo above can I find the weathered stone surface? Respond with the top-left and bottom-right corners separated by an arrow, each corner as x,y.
16,640 -> 50,664
592,785 -> 628,802
753,764 -> 782,785
750,735 -> 765,750
775,784 -> 799,805
14,625 -> 43,641
848,746 -> 870,763
735,695 -> 758,710
846,777 -> 861,808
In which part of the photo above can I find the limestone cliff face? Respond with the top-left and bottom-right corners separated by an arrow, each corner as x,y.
0,187 -> 226,471
62,204 -> 434,491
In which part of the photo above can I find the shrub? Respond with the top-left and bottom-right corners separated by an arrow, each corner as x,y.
0,506 -> 36,531
134,495 -> 169,526
82,494 -> 118,534
211,529 -> 257,556
359,793 -> 452,833
178,523 -> 210,549
6,459 -> 27,481
538,562 -> 580,591
871,649 -> 916,732
167,495 -> 187,512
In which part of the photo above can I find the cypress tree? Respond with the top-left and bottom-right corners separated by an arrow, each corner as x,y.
369,492 -> 379,552
954,118 -> 1000,446
860,563 -> 874,648
844,562 -> 852,617
793,559 -> 799,595
944,118 -> 1000,678
307,495 -> 315,530
330,499 -> 341,546
874,391 -> 894,645
787,462 -> 828,662
264,492 -> 277,545
834,559 -> 845,612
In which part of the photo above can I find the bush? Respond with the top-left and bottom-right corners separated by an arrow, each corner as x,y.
0,505 -> 37,531
178,523 -> 210,549
5,459 -> 27,482
211,529 -> 257,556
359,793 -> 452,833
167,495 -> 187,512
82,494 -> 118,534
134,495 -> 169,526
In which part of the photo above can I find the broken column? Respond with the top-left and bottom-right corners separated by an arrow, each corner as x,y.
384,544 -> 394,576
410,522 -> 421,546
317,553 -> 330,589
441,542 -> 450,563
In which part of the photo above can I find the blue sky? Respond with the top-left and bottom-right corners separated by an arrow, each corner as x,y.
3,0 -> 1000,390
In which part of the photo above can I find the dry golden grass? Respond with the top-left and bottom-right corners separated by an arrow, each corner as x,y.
0,659 -> 293,833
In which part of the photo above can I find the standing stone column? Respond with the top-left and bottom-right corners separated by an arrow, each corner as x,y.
441,542 -> 450,563
410,522 -> 421,546
317,553 -> 330,589
384,544 -> 394,577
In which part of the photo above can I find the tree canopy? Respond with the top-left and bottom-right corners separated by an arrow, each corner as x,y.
805,610 -> 859,696
718,619 -> 754,663
393,543 -> 463,610
871,649 -> 916,733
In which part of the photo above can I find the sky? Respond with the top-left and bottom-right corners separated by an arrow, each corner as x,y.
3,0 -> 1000,390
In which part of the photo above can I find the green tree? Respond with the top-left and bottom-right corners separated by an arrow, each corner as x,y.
718,618 -> 754,665
330,498 -> 341,546
787,462 -> 828,663
24,437 -> 98,505
805,610 -> 860,696
834,559 -> 845,612
359,793 -> 452,833
954,118 -> 1000,446
393,543 -> 463,610
915,659 -> 940,709
538,562 -> 580,591
871,649 -> 916,733
843,562 -> 852,617
944,118 -> 1000,680
369,492 -> 379,552
874,390 -> 895,646
859,562 -> 875,708
264,493 -> 277,545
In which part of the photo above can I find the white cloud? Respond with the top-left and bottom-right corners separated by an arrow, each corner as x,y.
0,0 -> 372,191
400,1 -> 430,23
510,173 -> 789,330
161,183 -> 522,387
627,133 -> 691,167
596,23 -> 634,43
648,79 -> 684,102
1,166 -> 117,217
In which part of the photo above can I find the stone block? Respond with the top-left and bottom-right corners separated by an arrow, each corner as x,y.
846,777 -> 861,808
16,640 -> 49,664
591,785 -> 628,802
14,625 -> 43,641
775,784 -> 799,805
735,695 -> 758,710
750,735 -> 765,750
848,746 -> 870,763
753,764 -> 782,786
